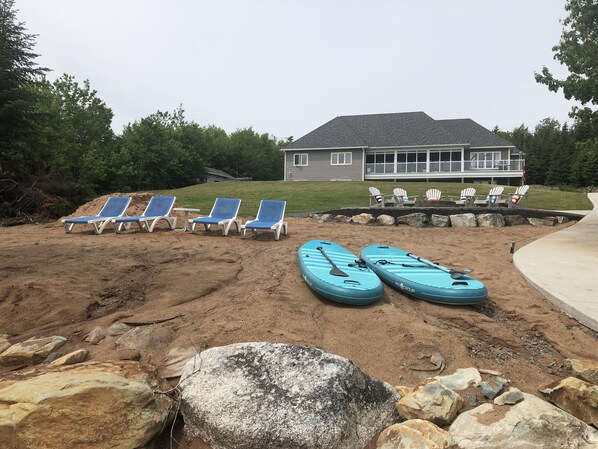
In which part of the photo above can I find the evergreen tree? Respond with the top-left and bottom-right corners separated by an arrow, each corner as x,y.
0,0 -> 46,180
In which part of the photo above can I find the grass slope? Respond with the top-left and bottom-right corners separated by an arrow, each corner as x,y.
159,181 -> 593,216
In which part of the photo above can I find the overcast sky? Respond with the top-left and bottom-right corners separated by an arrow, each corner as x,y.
17,0 -> 576,140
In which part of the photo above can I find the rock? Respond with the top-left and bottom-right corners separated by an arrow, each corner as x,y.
377,214 -> 396,226
564,358 -> 598,384
106,322 -> 133,337
395,385 -> 413,398
528,217 -> 557,227
449,213 -> 477,227
180,342 -> 399,449
430,214 -> 450,227
377,419 -> 452,449
313,213 -> 331,223
0,336 -> 67,367
476,213 -> 505,227
334,214 -> 352,223
480,376 -> 508,399
43,352 -> 63,363
115,325 -> 172,355
397,213 -> 428,228
434,368 -> 481,391
504,214 -> 528,226
494,387 -> 524,405
85,326 -> 106,344
160,346 -> 197,379
116,348 -> 141,361
396,381 -> 464,425
352,213 -> 376,225
539,377 -> 598,427
0,361 -> 173,449
0,334 -> 10,354
49,349 -> 89,366
450,392 -> 598,449
556,216 -> 570,224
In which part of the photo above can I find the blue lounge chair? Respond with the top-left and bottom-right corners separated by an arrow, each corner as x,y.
62,196 -> 131,234
190,197 -> 242,236
114,195 -> 177,233
241,200 -> 288,240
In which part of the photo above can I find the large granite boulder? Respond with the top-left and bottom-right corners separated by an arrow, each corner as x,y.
449,392 -> 598,448
540,377 -> 598,427
0,361 -> 173,449
504,214 -> 528,226
180,342 -> 399,449
528,217 -> 557,226
430,214 -> 450,227
377,214 -> 396,226
352,213 -> 376,225
0,335 -> 67,367
476,213 -> 505,227
397,213 -> 428,228
449,214 -> 477,227
377,419 -> 452,449
0,334 -> 11,354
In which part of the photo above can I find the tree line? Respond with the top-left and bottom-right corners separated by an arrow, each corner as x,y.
0,0 -> 285,218
2,0 -> 598,219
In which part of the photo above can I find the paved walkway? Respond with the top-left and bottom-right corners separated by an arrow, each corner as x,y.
514,193 -> 598,332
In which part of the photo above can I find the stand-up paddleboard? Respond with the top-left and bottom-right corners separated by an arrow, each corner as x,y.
360,244 -> 487,305
297,240 -> 384,305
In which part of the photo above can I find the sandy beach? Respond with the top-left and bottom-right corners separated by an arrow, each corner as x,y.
1,197 -> 597,447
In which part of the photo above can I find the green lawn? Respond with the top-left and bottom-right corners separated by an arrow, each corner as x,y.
158,181 -> 593,216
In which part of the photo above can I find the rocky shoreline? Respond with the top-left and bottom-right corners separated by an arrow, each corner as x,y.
1,335 -> 597,449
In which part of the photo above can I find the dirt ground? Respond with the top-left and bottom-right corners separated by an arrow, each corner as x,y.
1,194 -> 597,448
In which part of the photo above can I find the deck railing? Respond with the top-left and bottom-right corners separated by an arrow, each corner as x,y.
365,159 -> 525,174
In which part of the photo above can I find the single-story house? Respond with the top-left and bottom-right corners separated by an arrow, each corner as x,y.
283,112 -> 524,185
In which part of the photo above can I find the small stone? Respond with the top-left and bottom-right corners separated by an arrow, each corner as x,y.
397,381 -> 464,425
564,358 -> 598,385
494,387 -> 524,405
117,348 -> 141,361
377,419 -> 452,449
43,352 -> 63,364
434,368 -> 482,391
84,326 -> 106,344
0,336 -> 67,367
106,322 -> 133,337
395,385 -> 412,398
480,376 -> 508,399
556,216 -> 570,224
50,349 -> 89,366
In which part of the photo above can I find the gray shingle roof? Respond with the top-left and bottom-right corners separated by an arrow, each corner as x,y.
436,119 -> 514,148
284,112 -> 514,150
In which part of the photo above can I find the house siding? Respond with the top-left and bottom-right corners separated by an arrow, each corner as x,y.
285,149 -> 363,181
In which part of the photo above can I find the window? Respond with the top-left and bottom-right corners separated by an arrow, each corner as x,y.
470,151 -> 500,169
331,152 -> 352,165
293,153 -> 308,166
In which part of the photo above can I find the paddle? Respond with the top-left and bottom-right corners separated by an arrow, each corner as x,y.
406,253 -> 473,279
317,246 -> 349,277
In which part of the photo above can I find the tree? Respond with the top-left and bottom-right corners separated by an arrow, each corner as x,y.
535,0 -> 598,119
0,0 -> 46,180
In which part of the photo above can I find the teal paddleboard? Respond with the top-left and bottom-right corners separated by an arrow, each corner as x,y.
297,240 -> 384,305
360,244 -> 487,305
